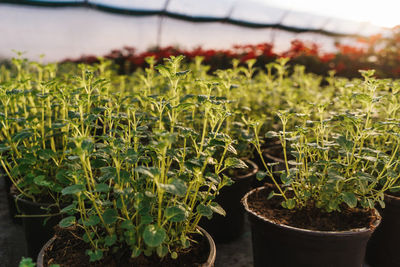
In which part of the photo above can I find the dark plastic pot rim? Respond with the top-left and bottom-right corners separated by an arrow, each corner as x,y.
12,193 -> 54,207
242,186 -> 381,236
262,145 -> 285,164
37,226 -> 216,267
383,192 -> 400,207
233,158 -> 258,181
384,192 -> 400,201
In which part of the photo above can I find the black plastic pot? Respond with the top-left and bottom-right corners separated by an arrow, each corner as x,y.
37,226 -> 216,267
2,172 -> 11,193
1,173 -> 22,224
263,145 -> 285,171
243,187 -> 381,267
366,193 -> 400,267
14,195 -> 62,259
200,159 -> 258,243
7,191 -> 23,224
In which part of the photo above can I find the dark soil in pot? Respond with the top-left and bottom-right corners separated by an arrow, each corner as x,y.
366,193 -> 400,267
200,159 -> 258,243
37,226 -> 216,267
13,194 -> 62,259
243,186 -> 380,267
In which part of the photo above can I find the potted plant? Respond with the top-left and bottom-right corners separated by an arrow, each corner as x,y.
242,71 -> 395,266
0,57 -> 69,257
34,57 -> 244,266
362,75 -> 400,267
0,57 -> 114,257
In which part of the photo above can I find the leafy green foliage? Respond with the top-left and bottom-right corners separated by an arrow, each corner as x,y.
5,54 -> 400,264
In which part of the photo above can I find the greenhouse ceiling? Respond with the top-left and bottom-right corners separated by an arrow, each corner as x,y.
0,0 -> 390,61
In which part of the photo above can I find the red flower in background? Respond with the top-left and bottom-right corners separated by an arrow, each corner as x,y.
62,27 -> 400,79
320,53 -> 335,63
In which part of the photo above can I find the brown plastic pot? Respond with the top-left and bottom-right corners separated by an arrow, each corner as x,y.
243,186 -> 381,267
366,193 -> 400,267
200,159 -> 258,242
37,226 -> 216,267
14,195 -> 62,259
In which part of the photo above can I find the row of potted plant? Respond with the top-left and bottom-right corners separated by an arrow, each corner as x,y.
1,55 -> 253,266
1,54 -> 400,266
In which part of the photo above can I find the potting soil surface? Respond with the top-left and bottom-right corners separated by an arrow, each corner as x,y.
0,178 -> 371,267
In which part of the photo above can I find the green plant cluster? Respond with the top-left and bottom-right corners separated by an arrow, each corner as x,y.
1,55 -> 247,262
2,54 -> 400,263
249,69 -> 400,212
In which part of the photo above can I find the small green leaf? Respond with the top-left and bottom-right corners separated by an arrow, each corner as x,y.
337,136 -> 354,151
37,149 -> 56,160
86,249 -> 103,262
18,257 -> 35,267
131,246 -> 141,258
309,175 -> 319,185
95,183 -> 109,193
83,215 -> 100,227
341,192 -> 357,208
124,229 -> 137,246
280,171 -> 292,185
81,139 -> 94,152
327,169 -> 345,181
165,206 -> 187,222
281,199 -> 296,209
33,175 -> 51,187
156,65 -> 170,77
55,169 -> 70,184
227,144 -> 237,155
180,234 -> 190,248
12,130 -> 33,142
134,166 -> 154,178
156,245 -> 168,258
83,232 -> 95,243
143,224 -> 166,247
224,157 -> 248,169
120,220 -> 135,230
256,171 -> 267,181
197,204 -> 213,217
267,191 -> 274,200
103,209 -> 118,225
59,216 -> 75,227
60,203 -> 77,214
105,234 -> 117,246
210,202 -> 226,216
61,184 -> 85,195
158,178 -> 187,196
176,70 -> 190,76
140,214 -> 153,225
352,93 -> 372,103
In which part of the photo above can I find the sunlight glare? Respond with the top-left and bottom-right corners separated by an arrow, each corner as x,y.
254,0 -> 400,28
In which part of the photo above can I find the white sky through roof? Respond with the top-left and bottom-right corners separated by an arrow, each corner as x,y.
253,0 -> 400,28
0,1 -> 395,61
